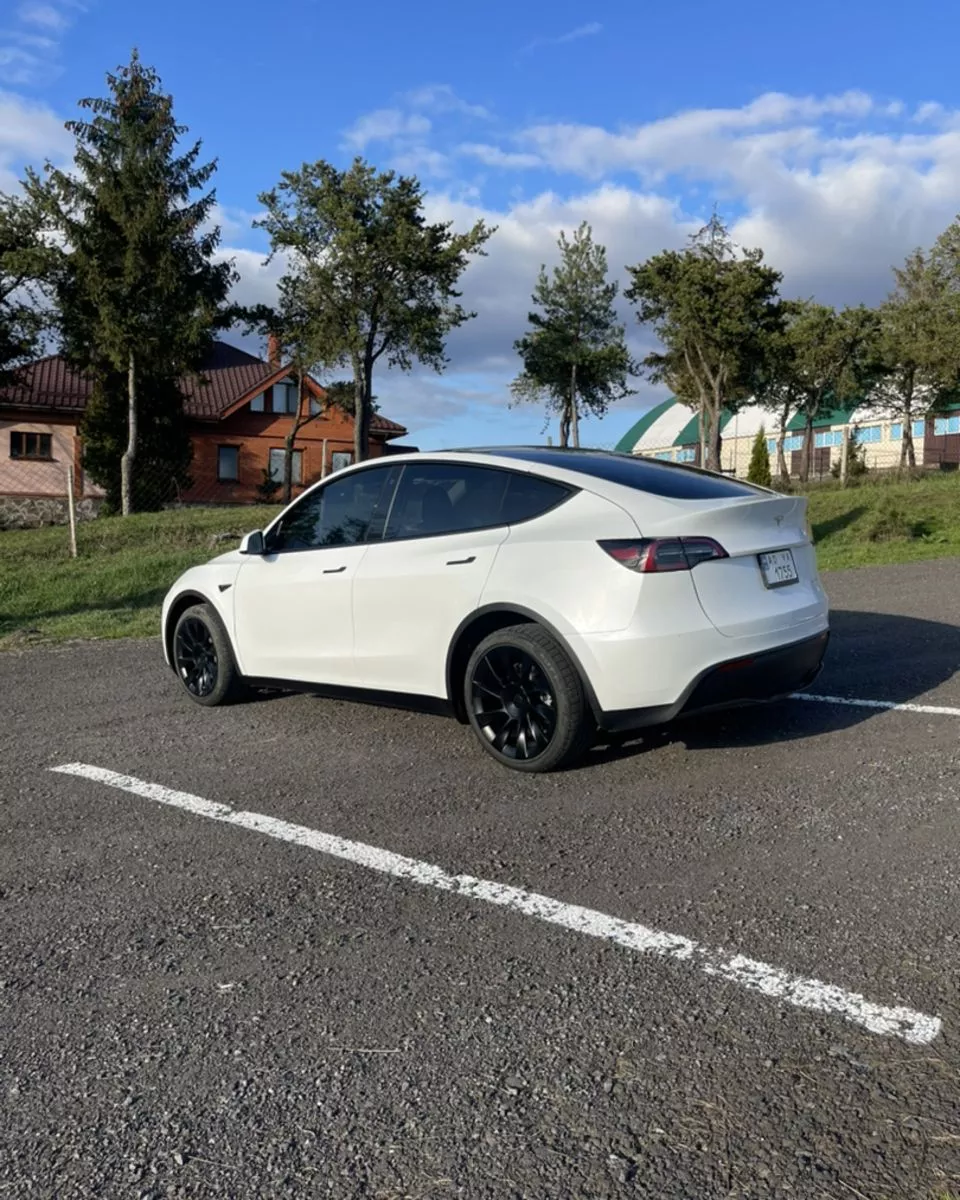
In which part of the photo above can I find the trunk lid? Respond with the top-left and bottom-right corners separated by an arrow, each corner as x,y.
637,493 -> 827,639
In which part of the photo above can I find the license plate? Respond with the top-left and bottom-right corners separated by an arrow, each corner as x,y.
758,549 -> 798,588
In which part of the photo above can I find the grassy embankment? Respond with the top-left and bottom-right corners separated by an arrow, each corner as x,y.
3,472 -> 960,646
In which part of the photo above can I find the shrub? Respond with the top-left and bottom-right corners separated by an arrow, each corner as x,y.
747,426 -> 773,487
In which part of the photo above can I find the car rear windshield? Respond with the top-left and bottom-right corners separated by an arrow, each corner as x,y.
466,448 -> 765,501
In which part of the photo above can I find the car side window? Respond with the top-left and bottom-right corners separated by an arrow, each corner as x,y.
382,464 -> 571,541
266,465 -> 401,552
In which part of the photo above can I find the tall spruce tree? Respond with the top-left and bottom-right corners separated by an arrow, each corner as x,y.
511,222 -> 635,447
25,51 -> 235,513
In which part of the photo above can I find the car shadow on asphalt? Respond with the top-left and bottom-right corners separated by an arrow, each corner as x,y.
586,608 -> 960,766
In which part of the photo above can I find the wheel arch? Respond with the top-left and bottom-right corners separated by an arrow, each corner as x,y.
164,590 -> 214,667
445,604 -> 602,725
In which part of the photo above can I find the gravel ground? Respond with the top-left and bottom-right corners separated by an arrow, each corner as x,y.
2,559 -> 959,1198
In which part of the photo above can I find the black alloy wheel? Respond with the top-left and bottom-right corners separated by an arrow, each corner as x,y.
174,615 -> 219,698
464,623 -> 594,772
470,644 -> 558,761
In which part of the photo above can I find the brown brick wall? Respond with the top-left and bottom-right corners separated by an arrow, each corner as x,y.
180,407 -> 391,503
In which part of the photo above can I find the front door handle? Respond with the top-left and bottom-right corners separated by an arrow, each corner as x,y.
323,565 -> 347,574
446,555 -> 476,565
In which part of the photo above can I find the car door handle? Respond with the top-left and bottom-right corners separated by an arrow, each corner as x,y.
323,565 -> 347,574
446,556 -> 476,565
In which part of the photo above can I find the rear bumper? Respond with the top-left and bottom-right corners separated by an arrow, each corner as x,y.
598,629 -> 829,733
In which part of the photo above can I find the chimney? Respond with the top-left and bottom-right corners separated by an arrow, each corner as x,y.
267,333 -> 281,366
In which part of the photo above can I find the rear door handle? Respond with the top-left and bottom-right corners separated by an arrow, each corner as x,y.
446,555 -> 476,565
323,565 -> 347,574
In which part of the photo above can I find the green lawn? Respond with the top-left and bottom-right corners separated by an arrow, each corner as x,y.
806,471 -> 960,570
0,505 -> 280,647
3,472 -> 960,647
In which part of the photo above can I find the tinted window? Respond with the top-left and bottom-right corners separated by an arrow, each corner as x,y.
266,465 -> 400,552
383,463 -> 570,541
464,448 -> 764,500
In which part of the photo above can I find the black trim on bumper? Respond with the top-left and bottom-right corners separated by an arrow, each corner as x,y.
598,629 -> 830,734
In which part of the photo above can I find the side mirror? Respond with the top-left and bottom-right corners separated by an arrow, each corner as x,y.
239,530 -> 265,555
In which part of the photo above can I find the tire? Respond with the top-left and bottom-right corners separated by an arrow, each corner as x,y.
171,603 -> 247,707
464,624 -> 594,772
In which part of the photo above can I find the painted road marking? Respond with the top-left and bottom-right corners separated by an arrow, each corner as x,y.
792,693 -> 960,718
50,762 -> 942,1046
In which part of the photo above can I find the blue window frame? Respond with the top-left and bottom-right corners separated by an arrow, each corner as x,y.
766,438 -> 776,454
856,425 -> 882,444
783,435 -> 803,453
675,447 -> 696,463
814,430 -> 842,448
934,415 -> 960,436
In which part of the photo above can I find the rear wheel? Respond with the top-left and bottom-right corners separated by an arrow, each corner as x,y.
465,624 -> 594,772
172,603 -> 247,707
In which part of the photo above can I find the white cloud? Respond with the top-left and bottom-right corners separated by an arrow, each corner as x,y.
342,108 -> 431,151
555,21 -> 602,44
1,0 -> 80,83
0,88 -> 72,190
17,2 -> 69,31
522,21 -> 603,53
402,84 -> 489,120
458,142 -> 542,169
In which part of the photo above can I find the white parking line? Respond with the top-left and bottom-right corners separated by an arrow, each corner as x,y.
50,761 -> 942,1046
792,693 -> 960,717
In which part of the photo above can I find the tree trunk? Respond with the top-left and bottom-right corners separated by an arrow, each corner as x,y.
120,349 -> 137,516
559,408 -> 571,448
776,399 -> 791,482
281,370 -> 304,505
901,372 -> 916,472
703,400 -> 722,472
569,363 -> 580,449
354,355 -> 372,464
798,418 -> 814,483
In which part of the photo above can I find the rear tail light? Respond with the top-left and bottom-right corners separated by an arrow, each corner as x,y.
599,537 -> 728,572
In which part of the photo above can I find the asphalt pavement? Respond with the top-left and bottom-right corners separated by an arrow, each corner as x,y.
2,559 -> 959,1198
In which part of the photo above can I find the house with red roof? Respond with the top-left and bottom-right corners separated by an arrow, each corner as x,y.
0,338 -> 410,513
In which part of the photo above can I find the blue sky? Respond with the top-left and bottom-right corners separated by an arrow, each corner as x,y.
4,0 -> 960,447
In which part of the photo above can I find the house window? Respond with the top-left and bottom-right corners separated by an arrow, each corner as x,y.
934,415 -> 960,436
814,430 -> 843,448
675,447 -> 696,463
250,393 -> 265,413
892,420 -> 926,439
272,381 -> 299,414
10,431 -> 53,460
269,448 -> 303,484
331,451 -> 353,473
309,397 -> 322,416
855,425 -> 882,444
653,451 -> 673,461
217,446 -> 239,481
783,435 -> 804,453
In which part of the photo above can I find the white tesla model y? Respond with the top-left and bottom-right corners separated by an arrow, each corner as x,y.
161,448 -> 829,772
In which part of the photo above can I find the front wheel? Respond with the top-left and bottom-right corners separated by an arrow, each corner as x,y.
172,603 -> 247,707
464,624 -> 594,772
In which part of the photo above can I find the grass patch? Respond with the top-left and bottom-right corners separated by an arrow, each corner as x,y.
3,470 -> 960,647
0,505 -> 280,648
807,471 -> 960,570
